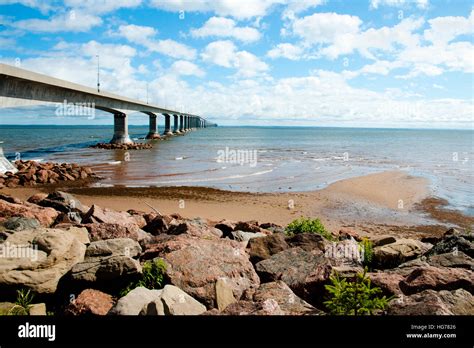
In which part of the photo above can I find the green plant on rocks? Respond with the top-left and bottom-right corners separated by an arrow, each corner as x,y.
359,238 -> 374,268
119,258 -> 167,297
324,268 -> 392,315
285,217 -> 334,240
9,289 -> 35,315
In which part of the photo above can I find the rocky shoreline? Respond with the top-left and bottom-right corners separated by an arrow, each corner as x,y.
0,188 -> 472,316
0,161 -> 100,189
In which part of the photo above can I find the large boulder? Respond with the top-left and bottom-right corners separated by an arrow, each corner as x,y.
70,238 -> 142,289
255,243 -> 362,306
388,289 -> 474,315
85,238 -> 141,258
0,199 -> 59,227
0,227 -> 86,294
141,285 -> 207,315
374,238 -> 432,268
426,252 -> 474,270
286,233 -> 327,252
109,287 -> 163,315
426,232 -> 474,258
82,205 -> 139,226
38,191 -> 87,214
65,289 -> 114,315
368,272 -> 404,296
399,266 -> 474,295
84,223 -> 149,243
248,233 -> 289,264
146,235 -> 260,309
253,281 -> 322,315
167,219 -> 223,239
255,247 -> 329,304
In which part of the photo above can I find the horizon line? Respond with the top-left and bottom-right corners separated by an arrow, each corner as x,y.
0,124 -> 472,131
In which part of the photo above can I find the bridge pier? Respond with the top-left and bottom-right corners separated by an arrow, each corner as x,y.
173,114 -> 180,134
163,114 -> 173,136
110,112 -> 133,144
179,115 -> 184,132
145,113 -> 160,139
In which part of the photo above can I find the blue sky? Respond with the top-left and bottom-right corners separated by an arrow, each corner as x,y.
0,0 -> 473,128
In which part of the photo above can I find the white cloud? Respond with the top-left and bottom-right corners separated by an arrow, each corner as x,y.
292,12 -> 362,45
424,10 -> 474,45
117,24 -> 196,60
267,43 -> 303,60
146,69 -> 472,128
63,0 -> 142,14
149,0 -> 324,20
201,40 -> 236,67
369,0 -> 429,9
9,0 -> 142,33
14,11 -> 102,32
149,0 -> 279,20
0,0 -> 55,14
170,60 -> 205,77
201,40 -> 268,77
191,17 -> 261,43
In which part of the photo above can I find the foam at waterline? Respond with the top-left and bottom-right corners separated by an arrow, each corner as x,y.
151,169 -> 274,184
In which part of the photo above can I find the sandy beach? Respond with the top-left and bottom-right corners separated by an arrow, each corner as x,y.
3,169 -> 472,240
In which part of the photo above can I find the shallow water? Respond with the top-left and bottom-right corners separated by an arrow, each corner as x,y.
0,125 -> 472,215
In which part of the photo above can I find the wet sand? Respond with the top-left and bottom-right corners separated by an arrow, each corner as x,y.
3,170 -> 473,239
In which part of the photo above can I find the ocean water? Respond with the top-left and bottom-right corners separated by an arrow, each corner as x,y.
0,125 -> 473,215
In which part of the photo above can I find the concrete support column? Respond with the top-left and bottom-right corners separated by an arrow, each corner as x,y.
179,115 -> 184,132
145,113 -> 160,139
163,114 -> 173,135
184,116 -> 189,131
110,112 -> 133,144
173,114 -> 180,133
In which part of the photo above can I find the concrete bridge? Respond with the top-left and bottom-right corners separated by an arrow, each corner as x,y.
0,63 -> 216,144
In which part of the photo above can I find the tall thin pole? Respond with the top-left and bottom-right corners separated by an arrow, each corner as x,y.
96,55 -> 100,92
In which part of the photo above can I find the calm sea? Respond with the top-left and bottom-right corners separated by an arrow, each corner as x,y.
0,125 -> 473,215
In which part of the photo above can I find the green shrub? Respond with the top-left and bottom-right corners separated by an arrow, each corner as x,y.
324,268 -> 391,315
285,217 -> 334,240
359,238 -> 374,268
119,258 -> 167,297
9,289 -> 35,315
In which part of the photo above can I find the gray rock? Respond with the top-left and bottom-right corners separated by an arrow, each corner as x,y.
85,238 -> 141,258
39,191 -> 87,214
231,230 -> 266,242
371,235 -> 396,247
70,255 -> 141,284
29,303 -> 47,315
142,285 -> 207,315
109,287 -> 163,315
2,217 -> 40,231
374,238 -> 432,268
426,234 -> 474,258
427,251 -> 474,270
